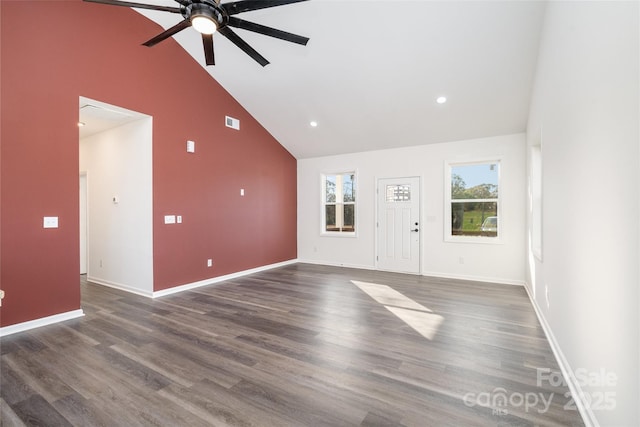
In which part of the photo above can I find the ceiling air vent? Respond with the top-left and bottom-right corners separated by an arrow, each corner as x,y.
225,116 -> 240,130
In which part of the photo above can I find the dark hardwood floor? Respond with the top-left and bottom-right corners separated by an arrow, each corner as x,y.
1,264 -> 584,426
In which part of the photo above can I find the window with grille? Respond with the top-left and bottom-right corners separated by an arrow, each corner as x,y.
322,172 -> 356,234
446,161 -> 500,240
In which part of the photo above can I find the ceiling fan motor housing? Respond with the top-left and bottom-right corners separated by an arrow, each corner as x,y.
186,1 -> 226,27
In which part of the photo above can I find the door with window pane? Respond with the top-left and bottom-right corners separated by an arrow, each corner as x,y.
377,177 -> 420,274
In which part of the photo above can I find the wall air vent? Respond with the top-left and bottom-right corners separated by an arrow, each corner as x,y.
225,116 -> 240,130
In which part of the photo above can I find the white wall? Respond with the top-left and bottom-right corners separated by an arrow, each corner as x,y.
79,173 -> 87,274
298,133 -> 527,285
526,2 -> 639,426
79,118 -> 154,296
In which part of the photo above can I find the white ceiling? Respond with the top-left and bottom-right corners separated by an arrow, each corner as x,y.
79,97 -> 149,139
132,0 -> 546,159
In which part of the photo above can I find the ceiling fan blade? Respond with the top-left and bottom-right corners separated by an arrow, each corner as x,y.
218,27 -> 269,67
202,33 -> 215,66
224,0 -> 309,16
83,0 -> 182,13
143,19 -> 191,47
227,17 -> 309,46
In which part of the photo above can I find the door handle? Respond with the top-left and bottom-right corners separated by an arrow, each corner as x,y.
411,228 -> 419,232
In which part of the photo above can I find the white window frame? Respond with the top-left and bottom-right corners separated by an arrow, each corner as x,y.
321,171 -> 357,237
444,159 -> 502,244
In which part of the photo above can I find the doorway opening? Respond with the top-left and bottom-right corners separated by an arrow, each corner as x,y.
78,97 -> 154,296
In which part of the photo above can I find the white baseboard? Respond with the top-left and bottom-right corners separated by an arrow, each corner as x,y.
524,284 -> 596,427
422,270 -> 525,286
0,309 -> 85,337
296,262 -> 524,286
86,276 -> 153,298
152,259 -> 298,298
296,259 -> 376,271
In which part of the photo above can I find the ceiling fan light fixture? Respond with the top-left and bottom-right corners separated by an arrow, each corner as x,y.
192,14 -> 217,35
83,0 -> 311,66
190,4 -> 219,35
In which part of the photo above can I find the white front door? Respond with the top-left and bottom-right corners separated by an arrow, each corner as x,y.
377,177 -> 420,274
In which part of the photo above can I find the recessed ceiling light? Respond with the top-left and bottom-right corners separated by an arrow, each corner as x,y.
77,121 -> 86,127
310,121 -> 318,127
436,96 -> 447,104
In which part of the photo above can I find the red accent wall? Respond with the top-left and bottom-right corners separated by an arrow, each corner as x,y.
0,0 -> 297,327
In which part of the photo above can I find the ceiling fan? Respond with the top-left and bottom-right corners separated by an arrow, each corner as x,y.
84,0 -> 310,66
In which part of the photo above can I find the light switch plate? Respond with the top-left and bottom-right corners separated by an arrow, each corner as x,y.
43,216 -> 59,228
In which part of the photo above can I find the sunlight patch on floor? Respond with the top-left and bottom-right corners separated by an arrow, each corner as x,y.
351,280 -> 444,340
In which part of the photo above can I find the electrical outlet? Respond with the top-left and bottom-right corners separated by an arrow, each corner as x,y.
43,216 -> 59,228
207,259 -> 213,267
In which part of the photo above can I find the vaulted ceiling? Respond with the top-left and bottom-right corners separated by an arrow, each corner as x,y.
131,0 -> 546,159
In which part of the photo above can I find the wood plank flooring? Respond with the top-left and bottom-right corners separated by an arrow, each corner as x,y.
1,264 -> 584,426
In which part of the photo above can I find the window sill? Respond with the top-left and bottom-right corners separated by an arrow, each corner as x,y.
445,235 -> 503,245
321,232 -> 357,238
533,247 -> 543,262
